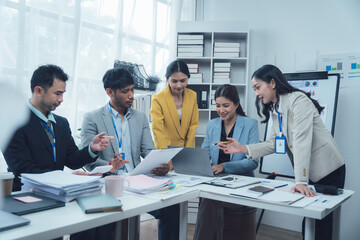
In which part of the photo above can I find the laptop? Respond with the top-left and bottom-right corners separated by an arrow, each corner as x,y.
169,146 -> 227,177
0,210 -> 30,231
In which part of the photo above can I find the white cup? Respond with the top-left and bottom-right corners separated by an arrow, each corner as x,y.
105,175 -> 128,198
0,172 -> 14,196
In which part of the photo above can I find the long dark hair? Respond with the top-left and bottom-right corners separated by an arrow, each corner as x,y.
165,60 -> 190,79
215,84 -> 246,117
252,65 -> 324,123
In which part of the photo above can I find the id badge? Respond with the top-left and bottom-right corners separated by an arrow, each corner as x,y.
275,135 -> 286,154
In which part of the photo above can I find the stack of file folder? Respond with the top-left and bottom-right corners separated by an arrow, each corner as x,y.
125,174 -> 171,194
20,170 -> 102,202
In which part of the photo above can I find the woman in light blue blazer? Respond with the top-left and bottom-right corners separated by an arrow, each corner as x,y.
194,84 -> 259,240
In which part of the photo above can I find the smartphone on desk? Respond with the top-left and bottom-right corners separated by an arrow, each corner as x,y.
248,185 -> 274,194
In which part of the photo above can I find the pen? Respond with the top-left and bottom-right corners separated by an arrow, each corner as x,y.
262,181 -> 270,183
213,141 -> 231,145
274,184 -> 288,189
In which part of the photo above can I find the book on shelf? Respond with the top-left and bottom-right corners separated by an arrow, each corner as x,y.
189,68 -> 198,74
187,63 -> 199,69
178,34 -> 204,40
214,52 -> 240,58
214,62 -> 231,68
214,42 -> 241,48
178,39 -> 204,45
178,46 -> 203,53
214,47 -> 240,53
213,75 -> 230,79
190,73 -> 203,78
213,78 -> 231,84
214,72 -> 230,76
178,52 -> 203,57
189,78 -> 203,84
214,67 -> 231,72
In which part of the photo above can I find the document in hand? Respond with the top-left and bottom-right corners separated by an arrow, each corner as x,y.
125,174 -> 170,194
76,194 -> 123,213
130,148 -> 182,176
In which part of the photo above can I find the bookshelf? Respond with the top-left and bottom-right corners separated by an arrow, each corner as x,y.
176,21 -> 250,148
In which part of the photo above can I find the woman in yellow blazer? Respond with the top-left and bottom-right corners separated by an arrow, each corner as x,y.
150,60 -> 199,149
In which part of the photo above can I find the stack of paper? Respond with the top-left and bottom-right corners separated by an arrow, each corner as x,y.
177,34 -> 204,57
20,170 -> 102,202
125,174 -> 170,194
213,62 -> 231,84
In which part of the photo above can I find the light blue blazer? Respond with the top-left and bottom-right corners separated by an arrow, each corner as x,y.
202,115 -> 259,176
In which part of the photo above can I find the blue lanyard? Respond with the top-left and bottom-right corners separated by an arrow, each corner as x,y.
109,105 -> 122,149
278,113 -> 283,135
40,120 -> 56,162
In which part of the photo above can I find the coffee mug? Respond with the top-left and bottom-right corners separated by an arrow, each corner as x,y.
0,172 -> 14,196
104,175 -> 129,198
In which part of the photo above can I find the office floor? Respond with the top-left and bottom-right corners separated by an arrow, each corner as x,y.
139,220 -> 303,240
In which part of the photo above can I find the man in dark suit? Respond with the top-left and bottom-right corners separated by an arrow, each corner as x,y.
3,64 -> 120,192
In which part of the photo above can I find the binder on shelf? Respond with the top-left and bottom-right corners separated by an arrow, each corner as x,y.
200,90 -> 208,109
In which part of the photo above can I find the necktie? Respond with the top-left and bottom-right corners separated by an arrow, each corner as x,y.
43,120 -> 56,162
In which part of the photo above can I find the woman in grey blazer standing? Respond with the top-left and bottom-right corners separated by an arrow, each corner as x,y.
219,65 -> 345,240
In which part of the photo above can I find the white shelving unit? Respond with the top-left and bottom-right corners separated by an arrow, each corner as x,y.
176,21 -> 250,148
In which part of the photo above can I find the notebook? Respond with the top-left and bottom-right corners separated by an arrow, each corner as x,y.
0,210 -> 30,231
2,192 -> 65,215
76,194 -> 123,214
169,146 -> 226,177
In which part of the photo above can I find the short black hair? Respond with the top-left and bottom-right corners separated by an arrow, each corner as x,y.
30,64 -> 68,93
165,60 -> 190,79
103,68 -> 134,90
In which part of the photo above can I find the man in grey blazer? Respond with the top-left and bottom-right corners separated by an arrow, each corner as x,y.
81,68 -> 179,240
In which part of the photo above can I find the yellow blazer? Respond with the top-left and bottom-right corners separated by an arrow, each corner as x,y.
150,86 -> 199,149
248,91 -> 344,183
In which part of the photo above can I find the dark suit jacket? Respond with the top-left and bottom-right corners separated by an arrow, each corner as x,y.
3,111 -> 96,191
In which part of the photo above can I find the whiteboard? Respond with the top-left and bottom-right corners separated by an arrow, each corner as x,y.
259,72 -> 340,178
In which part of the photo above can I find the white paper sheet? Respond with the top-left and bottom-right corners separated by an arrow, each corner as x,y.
130,148 -> 182,176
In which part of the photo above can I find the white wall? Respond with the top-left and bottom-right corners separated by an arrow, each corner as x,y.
201,0 -> 360,239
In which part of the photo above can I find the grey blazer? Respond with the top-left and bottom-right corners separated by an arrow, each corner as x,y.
81,105 -> 154,171
248,91 -> 344,183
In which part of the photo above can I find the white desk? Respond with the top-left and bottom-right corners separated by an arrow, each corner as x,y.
0,177 -> 353,240
196,183 -> 354,240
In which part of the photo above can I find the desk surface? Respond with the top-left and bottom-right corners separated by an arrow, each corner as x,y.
0,176 -> 354,240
